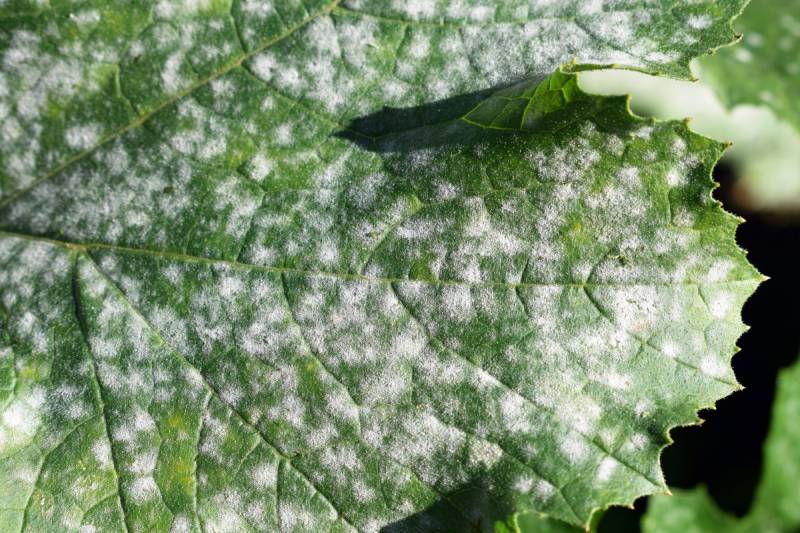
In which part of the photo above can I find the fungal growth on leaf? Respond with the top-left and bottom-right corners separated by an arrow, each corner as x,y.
0,1 -> 759,531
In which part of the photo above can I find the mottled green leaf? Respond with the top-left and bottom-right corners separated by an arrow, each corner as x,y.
699,0 -> 800,131
0,1 -> 758,531
643,357 -> 800,533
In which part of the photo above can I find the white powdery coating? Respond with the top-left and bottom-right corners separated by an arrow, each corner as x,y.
205,507 -> 247,533
666,168 -> 686,187
595,456 -> 619,483
171,516 -> 192,533
535,480 -> 555,498
560,435 -> 589,464
65,123 -> 100,150
513,475 -> 535,493
604,371 -> 630,390
128,476 -> 159,504
251,54 -> 277,79
700,356 -> 728,378
442,285 -> 474,322
250,463 -> 277,490
627,433 -> 649,451
247,154 -> 274,182
0,387 -> 45,451
687,15 -> 712,30
708,291 -> 735,319
468,439 -> 503,469
606,287 -> 660,336
92,438 -> 113,468
661,341 -> 679,358
706,260 -> 735,283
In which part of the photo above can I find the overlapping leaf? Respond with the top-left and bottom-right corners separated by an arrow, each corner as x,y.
0,1 -> 759,531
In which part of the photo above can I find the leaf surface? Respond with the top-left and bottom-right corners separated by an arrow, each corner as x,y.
698,0 -> 800,131
643,356 -> 800,533
0,1 -> 758,531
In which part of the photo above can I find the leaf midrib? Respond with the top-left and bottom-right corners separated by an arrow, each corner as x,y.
0,230 -> 761,290
1,227 -> 749,389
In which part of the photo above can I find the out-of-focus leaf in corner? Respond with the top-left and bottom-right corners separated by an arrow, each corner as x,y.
699,0 -> 800,133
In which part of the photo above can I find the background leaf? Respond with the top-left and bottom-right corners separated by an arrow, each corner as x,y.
698,0 -> 800,132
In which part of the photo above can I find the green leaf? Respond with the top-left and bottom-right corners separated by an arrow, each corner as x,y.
643,357 -> 800,533
698,0 -> 800,131
0,1 -> 758,531
643,489 -> 740,533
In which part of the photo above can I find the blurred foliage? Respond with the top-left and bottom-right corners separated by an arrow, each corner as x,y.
700,0 -> 800,132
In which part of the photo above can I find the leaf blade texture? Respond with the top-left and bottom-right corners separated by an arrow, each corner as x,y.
0,1 -> 759,531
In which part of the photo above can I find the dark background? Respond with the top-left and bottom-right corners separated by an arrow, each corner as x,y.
598,162 -> 800,531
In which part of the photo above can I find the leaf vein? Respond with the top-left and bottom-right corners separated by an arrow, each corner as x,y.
390,281 -> 666,491
71,253 -> 132,533
0,230 -> 762,290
